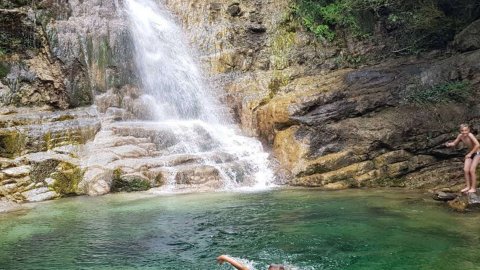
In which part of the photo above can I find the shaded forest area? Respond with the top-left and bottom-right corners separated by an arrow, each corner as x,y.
293,0 -> 480,53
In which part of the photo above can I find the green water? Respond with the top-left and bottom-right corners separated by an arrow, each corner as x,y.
0,189 -> 479,270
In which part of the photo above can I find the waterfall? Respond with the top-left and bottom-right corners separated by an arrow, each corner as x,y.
125,0 -> 220,122
122,0 -> 274,191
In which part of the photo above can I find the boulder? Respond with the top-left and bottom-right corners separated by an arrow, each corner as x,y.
432,191 -> 457,201
453,19 -> 480,52
446,193 -> 480,212
21,187 -> 59,202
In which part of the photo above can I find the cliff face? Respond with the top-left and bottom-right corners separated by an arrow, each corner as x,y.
0,0 -> 479,205
0,0 -> 129,202
165,0 -> 480,190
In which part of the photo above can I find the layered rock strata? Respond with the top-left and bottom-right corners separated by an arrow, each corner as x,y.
1,0 -> 479,206
166,1 -> 480,190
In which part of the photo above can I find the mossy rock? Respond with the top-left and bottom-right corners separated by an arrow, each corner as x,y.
0,129 -> 27,158
0,62 -> 10,78
51,162 -> 83,195
0,11 -> 41,54
30,159 -> 60,183
111,170 -> 151,192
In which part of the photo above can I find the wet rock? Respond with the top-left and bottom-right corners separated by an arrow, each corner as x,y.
174,165 -> 222,187
432,191 -> 457,201
448,196 -> 469,212
468,192 -> 480,206
446,193 -> 480,212
111,172 -> 151,192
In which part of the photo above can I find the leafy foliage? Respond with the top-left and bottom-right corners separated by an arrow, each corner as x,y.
404,81 -> 473,105
292,0 -> 480,51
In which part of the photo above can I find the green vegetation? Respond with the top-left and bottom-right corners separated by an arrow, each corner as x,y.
51,162 -> 83,195
404,81 -> 473,105
30,160 -> 59,183
111,169 -> 151,192
0,62 -> 10,78
268,71 -> 290,97
271,29 -> 296,70
292,0 -> 480,51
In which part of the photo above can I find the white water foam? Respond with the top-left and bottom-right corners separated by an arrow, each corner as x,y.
123,0 -> 275,191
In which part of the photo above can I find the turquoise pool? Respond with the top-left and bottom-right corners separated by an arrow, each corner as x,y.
0,189 -> 479,270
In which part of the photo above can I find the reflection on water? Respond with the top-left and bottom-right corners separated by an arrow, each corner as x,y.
0,189 -> 479,270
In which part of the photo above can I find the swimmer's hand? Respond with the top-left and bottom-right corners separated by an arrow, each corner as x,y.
217,255 -> 228,264
445,142 -> 453,147
216,255 -> 249,270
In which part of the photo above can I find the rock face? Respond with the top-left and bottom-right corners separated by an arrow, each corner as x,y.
0,8 -> 68,109
0,0 -> 134,203
166,0 -> 480,190
0,107 -> 100,202
453,19 -> 480,52
0,0 -> 135,109
1,0 -> 480,206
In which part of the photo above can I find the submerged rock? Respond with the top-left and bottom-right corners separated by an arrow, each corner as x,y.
446,193 -> 480,212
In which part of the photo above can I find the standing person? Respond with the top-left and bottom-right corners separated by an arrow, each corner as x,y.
217,255 -> 286,270
445,123 -> 480,193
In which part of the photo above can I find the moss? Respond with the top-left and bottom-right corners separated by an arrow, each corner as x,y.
268,70 -> 290,97
0,11 -> 41,54
51,162 -> 83,195
334,54 -> 367,68
113,168 -> 122,180
43,132 -> 53,150
0,130 -> 27,158
95,38 -> 113,92
111,169 -> 151,192
0,62 -> 10,78
271,29 -> 296,70
43,125 -> 98,150
30,159 -> 60,183
404,80 -> 473,105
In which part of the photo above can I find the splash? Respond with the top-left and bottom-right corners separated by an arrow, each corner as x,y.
123,0 -> 274,191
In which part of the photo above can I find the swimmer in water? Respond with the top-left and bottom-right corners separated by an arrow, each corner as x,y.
217,255 -> 286,270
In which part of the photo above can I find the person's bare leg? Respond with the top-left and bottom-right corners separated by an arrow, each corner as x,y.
467,156 -> 479,193
462,158 -> 473,193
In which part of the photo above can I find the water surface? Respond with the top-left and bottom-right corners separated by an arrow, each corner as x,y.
0,189 -> 479,270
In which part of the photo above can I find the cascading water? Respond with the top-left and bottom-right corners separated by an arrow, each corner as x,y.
122,0 -> 274,191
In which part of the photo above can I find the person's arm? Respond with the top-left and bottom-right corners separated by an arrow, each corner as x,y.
217,255 -> 249,270
445,134 -> 462,147
465,133 -> 480,158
